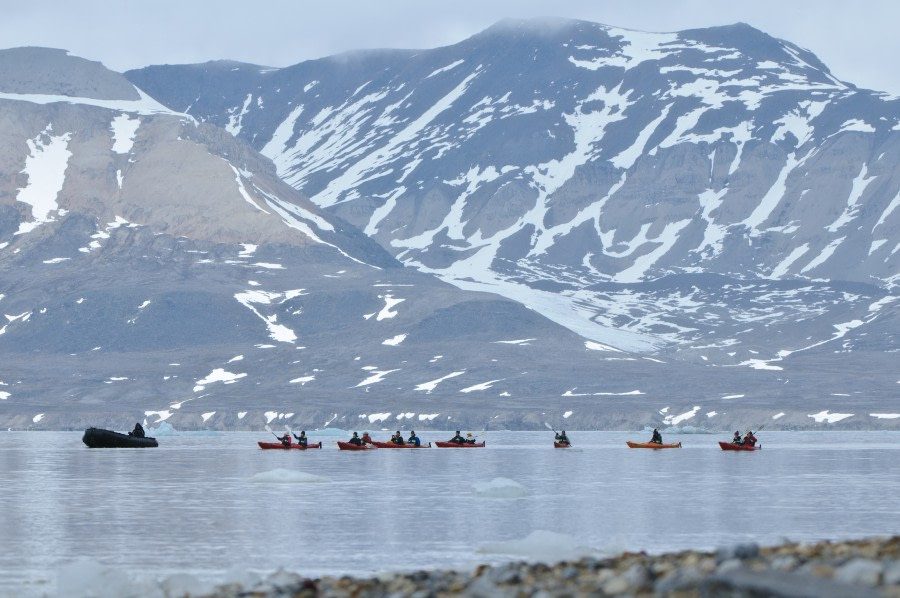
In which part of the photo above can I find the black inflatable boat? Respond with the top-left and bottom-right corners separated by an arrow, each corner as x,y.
82,427 -> 158,448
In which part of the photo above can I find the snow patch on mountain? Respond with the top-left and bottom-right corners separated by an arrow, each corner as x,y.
15,126 -> 71,235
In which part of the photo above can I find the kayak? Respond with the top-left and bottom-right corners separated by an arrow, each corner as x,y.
82,427 -> 158,448
719,441 -> 761,451
626,441 -> 682,449
371,441 -> 431,448
257,441 -> 322,450
337,441 -> 377,451
554,442 -> 572,448
434,441 -> 485,448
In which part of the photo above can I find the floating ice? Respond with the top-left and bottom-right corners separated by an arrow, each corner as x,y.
57,558 -> 144,598
472,477 -> 529,499
477,530 -> 593,562
249,469 -> 330,484
147,421 -> 178,436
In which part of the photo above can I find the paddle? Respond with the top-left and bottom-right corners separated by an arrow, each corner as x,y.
264,424 -> 281,440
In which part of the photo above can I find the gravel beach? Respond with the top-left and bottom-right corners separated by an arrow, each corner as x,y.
201,535 -> 900,597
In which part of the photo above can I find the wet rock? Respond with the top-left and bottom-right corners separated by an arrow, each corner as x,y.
702,567 -> 881,598
834,558 -> 883,586
716,542 -> 761,563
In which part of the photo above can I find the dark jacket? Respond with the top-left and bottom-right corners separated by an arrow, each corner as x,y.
450,433 -> 465,444
348,436 -> 362,446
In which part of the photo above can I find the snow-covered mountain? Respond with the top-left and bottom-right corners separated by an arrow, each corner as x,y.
2,19 -> 898,432
125,19 -> 899,426
2,48 -> 686,432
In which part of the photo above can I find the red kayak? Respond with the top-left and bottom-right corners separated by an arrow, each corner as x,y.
626,441 -> 682,449
434,441 -> 485,448
553,442 -> 572,448
371,441 -> 431,448
719,441 -> 761,451
337,441 -> 377,451
258,441 -> 322,450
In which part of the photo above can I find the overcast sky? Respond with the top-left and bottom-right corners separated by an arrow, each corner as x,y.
3,0 -> 897,95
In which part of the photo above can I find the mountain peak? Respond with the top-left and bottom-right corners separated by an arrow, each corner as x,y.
0,47 -> 140,100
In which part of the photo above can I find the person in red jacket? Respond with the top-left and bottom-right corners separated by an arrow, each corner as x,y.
742,430 -> 758,447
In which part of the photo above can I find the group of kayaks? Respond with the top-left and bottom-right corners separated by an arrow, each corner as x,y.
82,426 -> 759,451
334,440 -> 486,450
259,438 -> 761,451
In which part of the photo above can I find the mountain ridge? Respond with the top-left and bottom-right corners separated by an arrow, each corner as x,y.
0,19 -> 897,431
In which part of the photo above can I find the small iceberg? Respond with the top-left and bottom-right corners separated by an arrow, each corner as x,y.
248,469 -> 331,484
146,421 -> 179,436
472,477 -> 529,499
477,530 -> 594,562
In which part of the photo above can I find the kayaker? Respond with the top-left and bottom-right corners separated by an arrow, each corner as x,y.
555,430 -> 570,445
279,432 -> 292,447
732,431 -> 743,445
407,431 -> 421,446
293,430 -> 308,447
465,432 -> 477,444
743,430 -> 758,447
390,430 -> 405,445
361,432 -> 373,445
348,432 -> 363,446
650,428 -> 663,444
129,422 -> 145,438
449,430 -> 466,444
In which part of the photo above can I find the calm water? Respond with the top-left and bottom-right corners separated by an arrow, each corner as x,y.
2,430 -> 900,596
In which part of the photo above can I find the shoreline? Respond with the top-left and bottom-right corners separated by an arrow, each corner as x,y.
202,535 -> 900,597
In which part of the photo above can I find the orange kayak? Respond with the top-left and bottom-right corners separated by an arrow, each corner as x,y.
719,441 -> 761,451
626,441 -> 682,449
553,442 -> 571,448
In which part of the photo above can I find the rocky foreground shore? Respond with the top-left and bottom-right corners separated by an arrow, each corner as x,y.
202,536 -> 900,597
